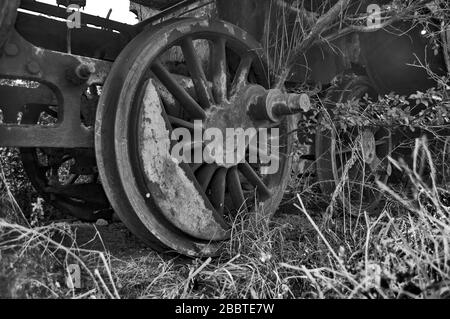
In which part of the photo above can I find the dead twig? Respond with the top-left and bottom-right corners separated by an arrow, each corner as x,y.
276,0 -> 351,88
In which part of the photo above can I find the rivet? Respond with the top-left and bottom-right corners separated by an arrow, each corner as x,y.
67,63 -> 95,85
26,61 -> 40,75
75,63 -> 95,80
4,43 -> 19,57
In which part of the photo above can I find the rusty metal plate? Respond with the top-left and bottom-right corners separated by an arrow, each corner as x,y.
0,30 -> 111,148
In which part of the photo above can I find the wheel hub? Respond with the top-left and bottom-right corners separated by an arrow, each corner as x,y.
202,84 -> 310,168
203,85 -> 261,168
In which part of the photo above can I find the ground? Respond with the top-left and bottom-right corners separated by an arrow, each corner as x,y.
0,103 -> 449,299
1,153 -> 449,299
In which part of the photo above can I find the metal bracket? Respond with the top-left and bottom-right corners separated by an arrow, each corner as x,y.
0,30 -> 111,148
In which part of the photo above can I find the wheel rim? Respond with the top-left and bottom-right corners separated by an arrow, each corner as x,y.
96,19 -> 294,256
316,76 -> 392,216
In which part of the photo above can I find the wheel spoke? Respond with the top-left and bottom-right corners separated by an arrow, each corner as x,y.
65,174 -> 79,185
151,60 -> 206,119
210,167 -> 227,214
230,54 -> 253,96
181,37 -> 214,109
168,115 -> 195,131
189,163 -> 203,173
153,78 -> 184,118
195,164 -> 218,192
238,162 -> 271,200
210,38 -> 228,103
226,166 -> 247,211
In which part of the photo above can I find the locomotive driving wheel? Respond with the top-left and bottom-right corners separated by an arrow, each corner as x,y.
96,19 -> 295,256
315,76 -> 393,216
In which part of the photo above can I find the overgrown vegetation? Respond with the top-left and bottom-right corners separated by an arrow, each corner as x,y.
1,134 -> 448,299
1,0 -> 450,299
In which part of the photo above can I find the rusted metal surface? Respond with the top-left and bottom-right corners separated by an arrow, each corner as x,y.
0,0 -> 20,49
359,22 -> 447,95
132,0 -> 183,10
0,30 -> 111,148
132,0 -> 213,32
216,0 -> 268,45
1,0 -> 444,257
216,0 -> 348,85
17,101 -> 111,222
95,18 -> 294,256
0,0 -> 300,256
56,0 -> 87,7
315,76 -> 393,216
15,12 -> 126,61
0,84 -> 56,123
216,0 -> 447,89
138,79 -> 229,241
245,86 -> 311,122
20,0 -> 133,35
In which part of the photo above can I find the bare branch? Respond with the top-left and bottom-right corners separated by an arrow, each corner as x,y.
275,0 -> 351,88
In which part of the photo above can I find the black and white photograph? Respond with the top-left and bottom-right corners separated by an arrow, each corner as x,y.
0,0 -> 449,305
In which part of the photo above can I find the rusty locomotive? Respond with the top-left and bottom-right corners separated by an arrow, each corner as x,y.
0,0 -> 448,256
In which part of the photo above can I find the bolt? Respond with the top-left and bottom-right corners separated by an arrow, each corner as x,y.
26,61 -> 40,75
287,93 -> 311,113
245,86 -> 313,122
75,63 -> 95,80
4,43 -> 19,57
67,63 -> 95,85
271,93 -> 311,119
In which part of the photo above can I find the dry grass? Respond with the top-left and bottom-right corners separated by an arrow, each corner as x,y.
2,137 -> 448,299
1,0 -> 450,300
108,139 -> 450,299
0,219 -> 121,299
